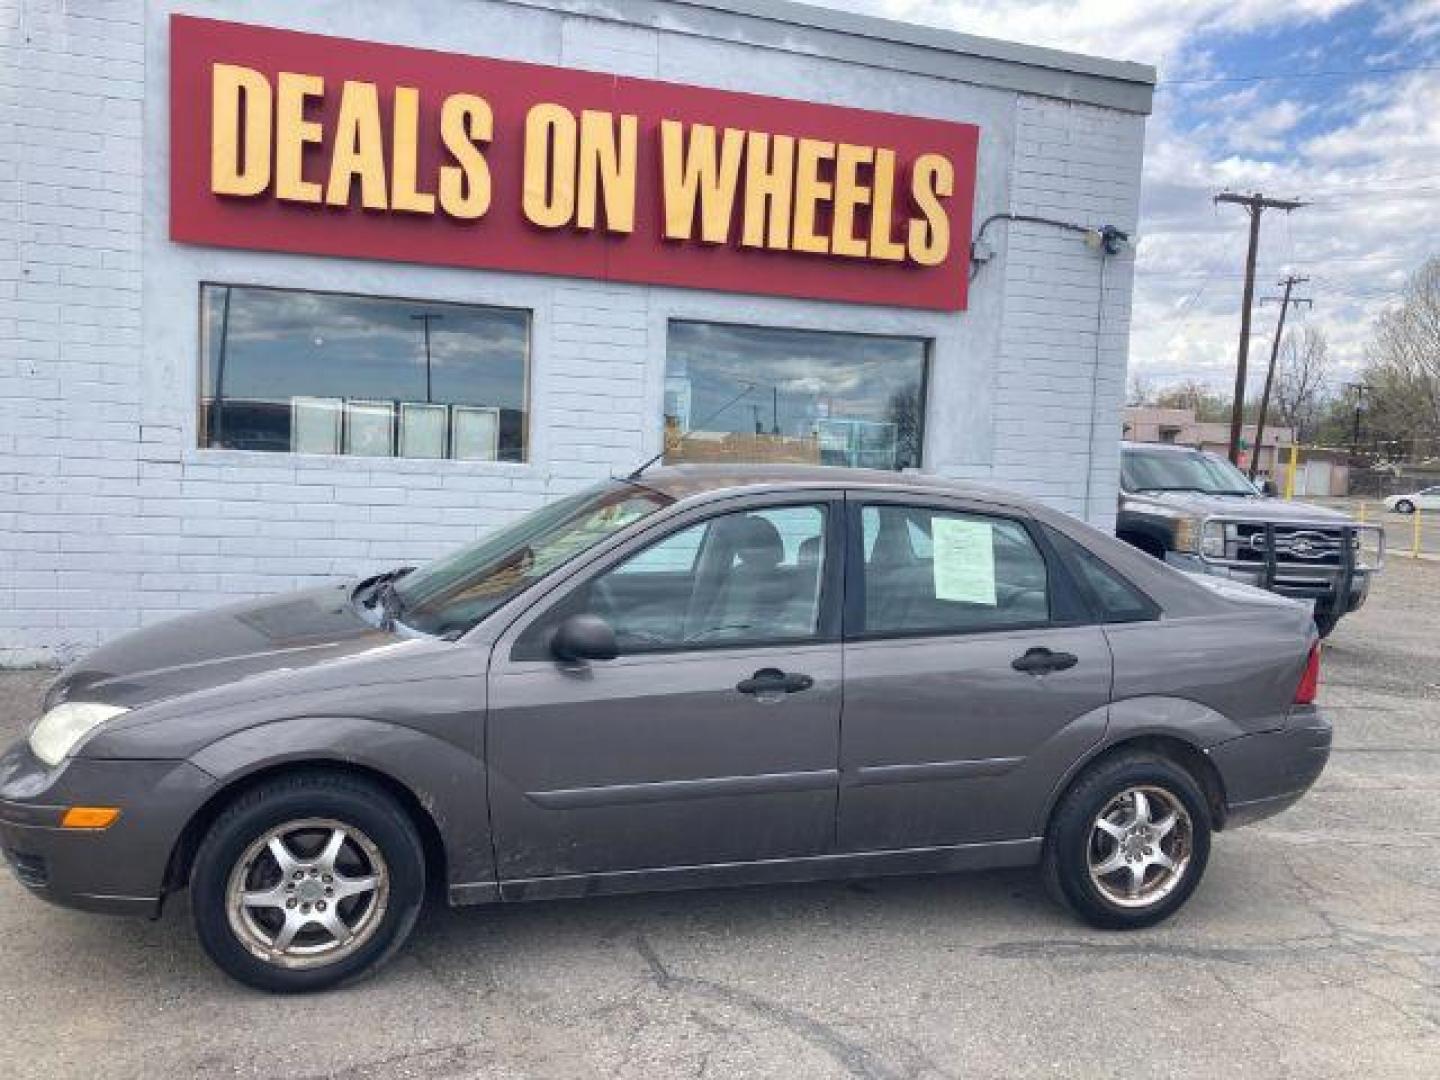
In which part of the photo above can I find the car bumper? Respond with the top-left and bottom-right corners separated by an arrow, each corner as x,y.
1205,705 -> 1332,829
1164,552 -> 1372,612
0,740 -> 216,917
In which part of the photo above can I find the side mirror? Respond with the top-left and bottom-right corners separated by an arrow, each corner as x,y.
551,613 -> 618,663
1259,479 -> 1278,497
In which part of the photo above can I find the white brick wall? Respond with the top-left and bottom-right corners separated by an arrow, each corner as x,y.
0,0 -> 1146,665
991,97 -> 1143,530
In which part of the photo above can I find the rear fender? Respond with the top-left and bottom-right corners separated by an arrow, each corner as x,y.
1039,695 -> 1246,831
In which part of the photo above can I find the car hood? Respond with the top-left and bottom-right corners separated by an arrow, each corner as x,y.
1126,491 -> 1352,524
46,582 -> 397,711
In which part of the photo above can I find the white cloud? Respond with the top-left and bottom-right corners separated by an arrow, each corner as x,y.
823,0 -> 1361,66
816,0 -> 1440,396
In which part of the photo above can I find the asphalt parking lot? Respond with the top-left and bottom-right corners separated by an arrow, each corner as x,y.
2,561 -> 1439,1079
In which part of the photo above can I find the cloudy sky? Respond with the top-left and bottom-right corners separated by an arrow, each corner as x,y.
821,0 -> 1440,393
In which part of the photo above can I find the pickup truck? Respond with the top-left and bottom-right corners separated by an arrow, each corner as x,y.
1116,441 -> 1384,637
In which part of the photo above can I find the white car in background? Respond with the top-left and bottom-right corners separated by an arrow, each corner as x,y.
1384,487 -> 1440,514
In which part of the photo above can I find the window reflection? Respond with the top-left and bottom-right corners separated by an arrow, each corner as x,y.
664,321 -> 928,470
199,285 -> 530,461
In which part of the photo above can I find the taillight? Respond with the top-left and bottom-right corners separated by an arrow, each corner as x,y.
1293,644 -> 1320,705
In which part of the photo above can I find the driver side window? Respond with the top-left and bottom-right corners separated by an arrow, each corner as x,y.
518,504 -> 828,657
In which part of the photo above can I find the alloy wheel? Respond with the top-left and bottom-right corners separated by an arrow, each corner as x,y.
224,817 -> 390,969
1086,786 -> 1193,909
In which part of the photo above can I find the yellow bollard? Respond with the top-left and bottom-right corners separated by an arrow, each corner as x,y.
1358,501 -> 1367,524
1414,507 -> 1423,559
1285,443 -> 1298,499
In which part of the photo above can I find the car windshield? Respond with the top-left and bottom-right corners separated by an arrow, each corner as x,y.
392,480 -> 673,638
1122,447 -> 1258,497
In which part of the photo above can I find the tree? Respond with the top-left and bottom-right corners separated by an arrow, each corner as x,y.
1271,324 -> 1332,443
1154,379 -> 1232,422
1359,257 -> 1440,458
885,385 -> 923,468
1127,372 -> 1156,406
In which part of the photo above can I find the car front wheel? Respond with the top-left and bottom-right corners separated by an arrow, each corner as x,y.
1044,752 -> 1211,929
1394,499 -> 1415,514
190,771 -> 426,993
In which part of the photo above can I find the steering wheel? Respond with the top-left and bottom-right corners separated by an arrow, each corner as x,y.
682,623 -> 754,644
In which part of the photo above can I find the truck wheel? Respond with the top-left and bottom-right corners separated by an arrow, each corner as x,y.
1044,752 -> 1211,930
1395,499 -> 1414,515
1118,532 -> 1166,560
190,771 -> 426,993
1314,606 -> 1343,639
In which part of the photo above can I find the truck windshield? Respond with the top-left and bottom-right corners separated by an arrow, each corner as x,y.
1122,448 -> 1258,497
392,480 -> 672,638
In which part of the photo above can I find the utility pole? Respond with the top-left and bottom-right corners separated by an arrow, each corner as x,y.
1214,192 -> 1306,465
410,312 -> 443,403
1249,275 -> 1312,481
1346,382 -> 1370,460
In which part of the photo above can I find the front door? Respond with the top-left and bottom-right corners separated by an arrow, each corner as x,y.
838,498 -> 1113,852
487,496 -> 844,882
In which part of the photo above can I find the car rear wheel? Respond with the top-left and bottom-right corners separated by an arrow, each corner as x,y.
1044,752 -> 1211,929
1395,499 -> 1415,514
190,772 -> 426,993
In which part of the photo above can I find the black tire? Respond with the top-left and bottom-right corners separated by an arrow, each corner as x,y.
190,771 -> 426,993
1314,605 -> 1343,639
1043,751 -> 1211,930
1395,500 -> 1414,515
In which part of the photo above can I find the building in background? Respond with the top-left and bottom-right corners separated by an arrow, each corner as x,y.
1122,406 -> 1298,482
1,0 -> 1153,664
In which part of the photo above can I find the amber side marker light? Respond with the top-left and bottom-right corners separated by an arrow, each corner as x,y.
60,806 -> 121,830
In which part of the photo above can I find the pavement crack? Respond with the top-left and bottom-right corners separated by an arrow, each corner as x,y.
978,939 -> 1267,964
633,933 -> 904,1080
293,1040 -> 486,1080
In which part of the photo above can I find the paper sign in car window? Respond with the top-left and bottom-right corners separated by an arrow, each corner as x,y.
931,517 -> 997,605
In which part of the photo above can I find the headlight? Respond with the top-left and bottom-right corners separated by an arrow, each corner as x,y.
28,702 -> 129,767
1171,517 -> 1202,553
1174,518 -> 1232,559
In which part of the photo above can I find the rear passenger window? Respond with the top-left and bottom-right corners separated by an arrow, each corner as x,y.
1046,528 -> 1158,624
858,505 -> 1050,636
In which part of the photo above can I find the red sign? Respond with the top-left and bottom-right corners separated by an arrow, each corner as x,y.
169,16 -> 979,310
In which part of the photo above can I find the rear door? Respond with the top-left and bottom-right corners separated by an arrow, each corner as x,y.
837,496 -> 1113,852
486,494 -> 845,882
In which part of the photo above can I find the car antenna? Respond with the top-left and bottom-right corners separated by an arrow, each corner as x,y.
625,382 -> 757,481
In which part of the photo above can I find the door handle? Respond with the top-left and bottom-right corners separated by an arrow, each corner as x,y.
1011,647 -> 1079,675
736,668 -> 814,696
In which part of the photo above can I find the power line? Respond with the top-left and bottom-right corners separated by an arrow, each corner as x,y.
1158,61 -> 1440,87
1304,171 -> 1440,192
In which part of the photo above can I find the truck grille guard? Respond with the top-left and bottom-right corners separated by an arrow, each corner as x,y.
1192,516 -> 1385,596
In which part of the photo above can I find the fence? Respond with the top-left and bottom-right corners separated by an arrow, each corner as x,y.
1353,500 -> 1434,561
1279,444 -> 1440,501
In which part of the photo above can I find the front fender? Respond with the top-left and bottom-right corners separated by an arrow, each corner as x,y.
188,716 -> 495,892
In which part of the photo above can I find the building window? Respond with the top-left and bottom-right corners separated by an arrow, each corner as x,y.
199,285 -> 530,461
664,321 -> 928,471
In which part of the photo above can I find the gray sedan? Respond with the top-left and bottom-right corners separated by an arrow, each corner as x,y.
0,466 -> 1328,992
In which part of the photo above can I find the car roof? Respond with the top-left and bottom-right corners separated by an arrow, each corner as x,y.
625,463 -> 1036,508
1120,441 -> 1210,453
